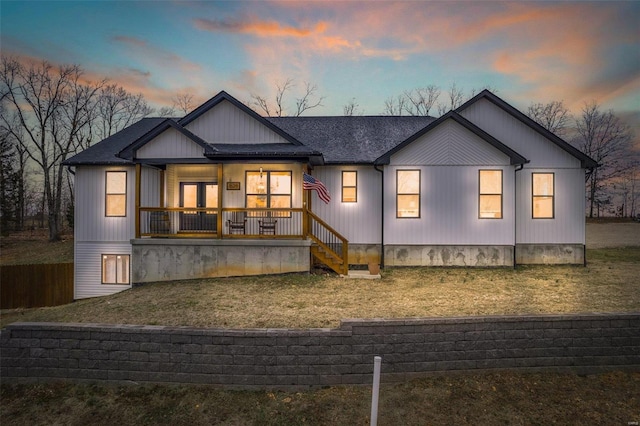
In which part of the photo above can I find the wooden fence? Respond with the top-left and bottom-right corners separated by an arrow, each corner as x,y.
1,263 -> 74,309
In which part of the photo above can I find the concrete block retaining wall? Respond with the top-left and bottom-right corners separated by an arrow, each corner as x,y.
1,314 -> 638,389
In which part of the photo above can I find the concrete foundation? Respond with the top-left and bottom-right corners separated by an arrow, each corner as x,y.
515,244 -> 585,265
384,245 -> 514,267
131,239 -> 311,283
348,244 -> 381,265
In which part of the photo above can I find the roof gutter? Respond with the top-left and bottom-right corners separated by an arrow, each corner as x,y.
374,164 -> 385,269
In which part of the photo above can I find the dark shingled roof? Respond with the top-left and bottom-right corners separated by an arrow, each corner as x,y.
63,118 -> 166,166
268,116 -> 436,164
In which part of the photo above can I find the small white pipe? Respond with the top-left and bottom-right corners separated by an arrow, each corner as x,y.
371,356 -> 382,426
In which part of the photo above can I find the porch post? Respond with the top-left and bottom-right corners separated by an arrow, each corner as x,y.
135,163 -> 141,238
159,169 -> 165,207
217,164 -> 223,238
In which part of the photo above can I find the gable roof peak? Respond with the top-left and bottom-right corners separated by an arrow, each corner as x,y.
456,90 -> 598,169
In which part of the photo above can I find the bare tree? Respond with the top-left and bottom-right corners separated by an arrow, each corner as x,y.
527,100 -> 571,136
343,98 -> 362,116
0,57 -> 103,240
172,92 -> 195,115
382,95 -> 407,116
251,78 -> 324,117
573,101 -> 634,218
403,85 -> 441,116
92,83 -> 152,144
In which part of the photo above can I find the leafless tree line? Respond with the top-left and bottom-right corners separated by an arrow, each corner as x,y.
1,55 -> 636,243
527,99 -> 637,218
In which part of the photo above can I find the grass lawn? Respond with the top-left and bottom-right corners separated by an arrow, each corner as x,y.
1,230 -> 639,425
2,371 -> 638,425
2,247 -> 639,329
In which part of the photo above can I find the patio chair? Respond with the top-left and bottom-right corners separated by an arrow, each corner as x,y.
149,211 -> 170,234
227,211 -> 247,234
259,217 -> 277,235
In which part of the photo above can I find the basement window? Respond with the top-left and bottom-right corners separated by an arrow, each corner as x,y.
532,173 -> 554,218
102,254 -> 130,284
479,170 -> 503,219
397,169 -> 420,218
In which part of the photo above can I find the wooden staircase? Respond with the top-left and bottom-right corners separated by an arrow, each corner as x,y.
307,210 -> 348,275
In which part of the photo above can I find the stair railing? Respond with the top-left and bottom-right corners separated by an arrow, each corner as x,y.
306,209 -> 349,275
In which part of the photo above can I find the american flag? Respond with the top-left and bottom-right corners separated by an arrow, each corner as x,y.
303,173 -> 331,204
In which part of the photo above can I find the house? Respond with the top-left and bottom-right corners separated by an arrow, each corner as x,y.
64,90 -> 597,299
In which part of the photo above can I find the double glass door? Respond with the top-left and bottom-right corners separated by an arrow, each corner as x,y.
180,182 -> 218,232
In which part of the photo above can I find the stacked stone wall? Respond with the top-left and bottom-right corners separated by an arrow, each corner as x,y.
1,314 -> 638,389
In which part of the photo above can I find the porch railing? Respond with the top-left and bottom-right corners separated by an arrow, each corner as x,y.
138,206 -> 349,275
138,207 -> 305,238
307,210 -> 349,275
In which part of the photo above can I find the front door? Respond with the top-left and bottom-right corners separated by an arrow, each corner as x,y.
180,182 -> 218,232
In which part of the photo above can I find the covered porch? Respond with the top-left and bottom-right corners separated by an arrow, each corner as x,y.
132,162 -> 348,275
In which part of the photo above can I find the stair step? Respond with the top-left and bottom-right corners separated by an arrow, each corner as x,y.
341,269 -> 381,280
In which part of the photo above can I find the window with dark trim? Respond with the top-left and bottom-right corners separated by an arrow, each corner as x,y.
396,169 -> 420,218
532,172 -> 555,218
245,170 -> 292,216
105,171 -> 127,217
342,171 -> 357,202
102,254 -> 130,284
479,169 -> 503,219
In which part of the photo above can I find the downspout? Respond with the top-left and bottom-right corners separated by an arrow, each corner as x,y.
374,164 -> 384,268
514,163 -> 525,268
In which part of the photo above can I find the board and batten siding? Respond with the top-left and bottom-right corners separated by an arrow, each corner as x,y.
136,127 -> 204,159
517,168 -> 586,244
391,120 -> 507,166
140,166 -> 162,207
383,165 -> 515,245
384,123 -> 516,246
459,98 -> 581,168
74,242 -> 132,299
184,99 -> 290,144
459,98 -> 586,245
311,166 -> 382,244
74,166 -> 136,242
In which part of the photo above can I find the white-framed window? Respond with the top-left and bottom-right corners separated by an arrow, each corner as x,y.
479,170 -> 503,219
397,169 -> 420,218
102,254 -> 130,284
532,173 -> 555,218
105,171 -> 127,217
342,171 -> 357,203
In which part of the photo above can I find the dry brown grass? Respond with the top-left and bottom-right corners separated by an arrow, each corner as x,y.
0,230 -> 74,265
1,371 -> 638,425
2,247 -> 639,329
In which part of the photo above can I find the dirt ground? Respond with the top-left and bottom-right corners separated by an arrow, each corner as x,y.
586,222 -> 640,248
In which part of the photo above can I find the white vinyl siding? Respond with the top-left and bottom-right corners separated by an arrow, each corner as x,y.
311,166 -> 382,244
75,241 -> 132,299
136,127 -> 205,159
184,99 -> 290,144
517,169 -> 585,244
384,166 -> 515,245
391,120 -> 507,166
459,98 -> 581,169
75,166 -> 136,242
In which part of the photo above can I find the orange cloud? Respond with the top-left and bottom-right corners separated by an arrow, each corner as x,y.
194,17 -> 326,38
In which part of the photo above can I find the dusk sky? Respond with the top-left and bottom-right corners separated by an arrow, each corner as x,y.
2,0 -> 639,135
